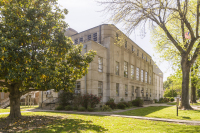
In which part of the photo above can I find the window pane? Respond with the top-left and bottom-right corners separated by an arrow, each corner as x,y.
124,61 -> 128,78
93,33 -> 97,42
98,81 -> 103,96
131,65 -> 134,79
75,81 -> 81,94
116,83 -> 119,96
98,57 -> 103,72
132,86 -> 134,96
136,68 -> 139,80
141,70 -> 143,82
116,61 -> 119,75
125,85 -> 128,97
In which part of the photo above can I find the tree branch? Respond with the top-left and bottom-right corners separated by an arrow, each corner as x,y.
196,0 -> 200,37
190,42 -> 200,65
0,80 -> 10,88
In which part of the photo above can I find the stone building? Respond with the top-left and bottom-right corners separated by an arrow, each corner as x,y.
39,24 -> 164,105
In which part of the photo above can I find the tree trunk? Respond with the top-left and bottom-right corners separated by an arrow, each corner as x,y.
179,55 -> 193,110
191,83 -> 197,103
7,84 -> 22,119
190,65 -> 198,103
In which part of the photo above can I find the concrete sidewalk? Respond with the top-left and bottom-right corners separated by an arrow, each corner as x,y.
1,103 -> 200,125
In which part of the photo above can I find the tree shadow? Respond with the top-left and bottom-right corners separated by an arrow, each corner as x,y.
182,117 -> 191,119
0,115 -> 108,133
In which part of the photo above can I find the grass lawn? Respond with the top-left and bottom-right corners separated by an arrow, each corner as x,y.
167,102 -> 177,105
0,112 -> 200,133
0,105 -> 39,113
118,106 -> 200,121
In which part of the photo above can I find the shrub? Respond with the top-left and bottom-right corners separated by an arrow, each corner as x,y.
58,91 -> 74,107
55,105 -> 64,110
101,105 -> 112,111
117,102 -> 126,109
87,107 -> 95,112
78,107 -> 86,111
105,99 -> 117,109
73,95 -> 82,108
81,94 -> 102,109
154,99 -> 158,103
170,97 -> 175,102
159,98 -> 169,103
65,105 -> 73,111
73,106 -> 78,110
132,98 -> 144,107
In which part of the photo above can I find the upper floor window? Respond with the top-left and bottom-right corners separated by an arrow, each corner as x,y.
125,40 -> 127,49
116,83 -> 119,96
125,84 -> 128,97
98,81 -> 103,96
131,65 -> 134,79
79,37 -> 83,43
145,72 -> 148,83
98,57 -> 103,72
150,59 -> 151,64
88,35 -> 91,40
115,61 -> 119,75
141,70 -> 143,82
132,45 -> 134,52
136,67 -> 139,80
137,50 -> 139,56
146,56 -> 147,62
93,33 -> 97,42
116,33 -> 119,40
142,53 -> 143,59
74,39 -> 78,44
124,61 -> 128,78
75,81 -> 81,94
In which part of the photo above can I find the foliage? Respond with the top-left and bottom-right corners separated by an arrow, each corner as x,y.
87,107 -> 95,112
81,94 -> 101,109
55,105 -> 64,110
164,88 -> 178,98
116,102 -> 126,109
58,91 -> 74,107
78,107 -> 86,111
132,98 -> 144,107
73,95 -> 82,108
170,97 -> 175,102
158,98 -> 169,103
65,105 -> 73,111
0,0 -> 96,118
101,105 -> 112,111
105,99 -> 116,109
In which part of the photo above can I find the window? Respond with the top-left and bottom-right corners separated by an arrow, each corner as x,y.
146,88 -> 148,97
137,50 -> 139,56
93,33 -> 97,42
146,56 -> 147,62
132,45 -> 134,52
115,61 -> 119,75
79,37 -> 83,43
149,76 -> 151,84
141,88 -> 144,97
132,86 -> 134,96
75,81 -> 81,94
141,70 -> 143,82
98,57 -> 103,72
142,53 -> 143,59
116,83 -> 119,96
131,65 -> 134,79
88,35 -> 91,40
116,33 -> 119,40
145,72 -> 148,83
125,40 -> 127,48
136,67 -> 139,80
124,61 -> 128,78
74,39 -> 78,44
1,92 -> 4,99
150,89 -> 151,97
125,85 -> 128,97
150,59 -> 151,64
98,81 -> 103,96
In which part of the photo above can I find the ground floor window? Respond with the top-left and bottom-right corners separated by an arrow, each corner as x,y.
75,81 -> 81,94
116,83 -> 119,96
98,81 -> 103,96
125,85 -> 128,97
132,86 -> 134,96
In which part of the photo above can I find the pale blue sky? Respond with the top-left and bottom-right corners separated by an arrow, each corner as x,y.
57,0 -> 172,81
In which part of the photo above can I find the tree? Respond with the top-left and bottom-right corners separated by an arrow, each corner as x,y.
164,88 -> 178,98
0,0 -> 96,119
99,0 -> 200,110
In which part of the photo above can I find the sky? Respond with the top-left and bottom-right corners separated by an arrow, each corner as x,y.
57,0 -> 173,81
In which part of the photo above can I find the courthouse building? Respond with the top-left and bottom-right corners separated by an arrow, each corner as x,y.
39,24 -> 164,104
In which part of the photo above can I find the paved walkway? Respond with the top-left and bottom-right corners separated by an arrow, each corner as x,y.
1,103 -> 200,125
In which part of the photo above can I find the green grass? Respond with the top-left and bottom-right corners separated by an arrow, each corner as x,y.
118,106 -> 200,121
167,102 -> 177,105
191,102 -> 200,106
0,111 -> 200,133
0,105 -> 39,113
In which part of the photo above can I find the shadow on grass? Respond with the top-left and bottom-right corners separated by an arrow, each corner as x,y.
0,115 -> 108,133
182,117 -> 191,119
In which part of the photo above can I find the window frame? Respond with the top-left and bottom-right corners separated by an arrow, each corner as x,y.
124,61 -> 128,78
131,65 -> 134,79
145,72 -> 148,83
115,61 -> 119,75
98,81 -> 103,97
136,67 -> 139,80
98,56 -> 103,72
93,33 -> 97,42
141,69 -> 143,82
116,83 -> 119,96
74,81 -> 81,95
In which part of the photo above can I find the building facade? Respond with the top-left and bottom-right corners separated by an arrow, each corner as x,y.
39,24 -> 164,104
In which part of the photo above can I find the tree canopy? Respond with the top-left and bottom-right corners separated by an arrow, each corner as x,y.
0,0 -> 96,118
99,0 -> 200,110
